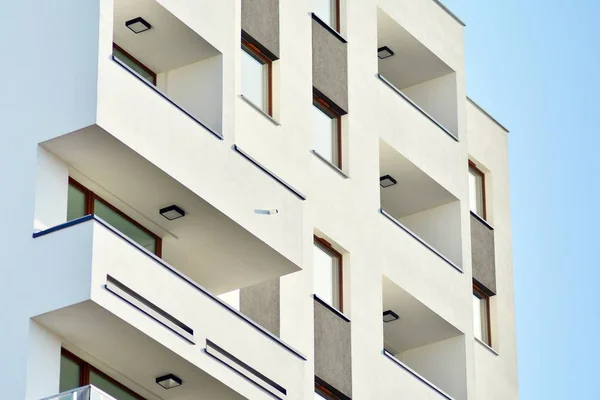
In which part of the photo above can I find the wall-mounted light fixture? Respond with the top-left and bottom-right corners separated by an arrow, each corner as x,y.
383,310 -> 399,323
126,17 -> 152,34
156,374 -> 182,389
159,205 -> 185,221
380,175 -> 397,188
377,46 -> 395,59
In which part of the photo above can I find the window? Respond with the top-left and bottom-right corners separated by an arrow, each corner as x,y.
67,178 -> 162,256
313,236 -> 342,311
60,349 -> 145,400
241,39 -> 272,115
313,96 -> 342,167
468,161 -> 486,219
314,0 -> 340,31
113,43 -> 157,85
473,283 -> 491,345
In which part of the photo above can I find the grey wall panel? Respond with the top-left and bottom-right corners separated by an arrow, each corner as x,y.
312,18 -> 348,113
241,0 -> 279,59
470,213 -> 496,294
240,278 -> 280,336
314,299 -> 352,398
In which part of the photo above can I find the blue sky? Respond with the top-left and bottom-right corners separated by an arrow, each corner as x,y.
442,0 -> 600,398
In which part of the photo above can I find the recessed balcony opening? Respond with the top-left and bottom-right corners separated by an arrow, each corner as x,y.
112,0 -> 223,132
35,305 -> 246,400
382,276 -> 466,399
38,127 -> 300,297
376,8 -> 458,137
379,140 -> 462,268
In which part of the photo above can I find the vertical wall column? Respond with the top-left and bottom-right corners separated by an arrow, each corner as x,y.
470,214 -> 496,295
312,16 -> 348,114
240,278 -> 281,336
314,298 -> 352,399
241,0 -> 280,59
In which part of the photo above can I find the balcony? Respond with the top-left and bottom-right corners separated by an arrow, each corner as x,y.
379,140 -> 462,270
376,7 -> 459,140
382,276 -> 466,400
106,0 -> 223,134
32,216 -> 305,400
40,127 -> 303,296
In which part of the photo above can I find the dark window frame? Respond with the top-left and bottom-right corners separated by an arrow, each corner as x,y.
61,348 -> 146,400
334,0 -> 341,32
473,282 -> 492,346
313,94 -> 343,168
241,38 -> 273,116
314,235 -> 343,312
315,379 -> 345,400
113,43 -> 157,85
468,160 -> 487,220
68,177 -> 162,257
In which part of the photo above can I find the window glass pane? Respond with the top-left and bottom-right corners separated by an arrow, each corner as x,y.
67,184 -> 87,221
90,370 -> 140,400
113,47 -> 155,85
313,242 -> 340,309
473,292 -> 489,344
472,293 -> 483,341
314,0 -> 335,27
59,355 -> 81,392
469,167 -> 484,217
241,47 -> 267,111
313,105 -> 338,165
93,199 -> 156,254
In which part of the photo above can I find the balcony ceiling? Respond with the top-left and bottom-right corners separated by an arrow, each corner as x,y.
377,8 -> 453,89
382,276 -> 461,354
114,0 -> 219,73
42,126 -> 300,294
35,301 -> 246,400
379,140 -> 456,218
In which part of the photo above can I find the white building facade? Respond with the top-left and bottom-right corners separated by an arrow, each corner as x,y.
0,0 -> 518,399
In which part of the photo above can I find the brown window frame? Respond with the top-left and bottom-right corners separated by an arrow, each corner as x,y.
61,348 -> 146,400
315,381 -> 344,400
113,43 -> 157,85
468,160 -> 487,220
314,235 -> 343,312
241,38 -> 273,116
313,94 -> 343,168
473,282 -> 492,346
69,177 -> 162,257
334,0 -> 341,32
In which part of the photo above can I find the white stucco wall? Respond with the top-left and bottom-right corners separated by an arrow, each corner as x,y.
157,54 -> 223,133
467,99 -> 518,399
0,0 -> 517,399
403,72 -> 459,135
400,335 -> 467,399
400,200 -> 463,267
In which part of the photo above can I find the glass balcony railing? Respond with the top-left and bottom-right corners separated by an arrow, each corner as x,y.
41,385 -> 116,400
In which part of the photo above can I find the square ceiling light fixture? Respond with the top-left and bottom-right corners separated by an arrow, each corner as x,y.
377,46 -> 395,59
383,310 -> 399,323
159,205 -> 186,221
380,175 -> 397,188
126,17 -> 152,34
156,374 -> 182,389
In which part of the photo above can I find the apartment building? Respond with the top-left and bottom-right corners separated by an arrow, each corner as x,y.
0,0 -> 518,399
